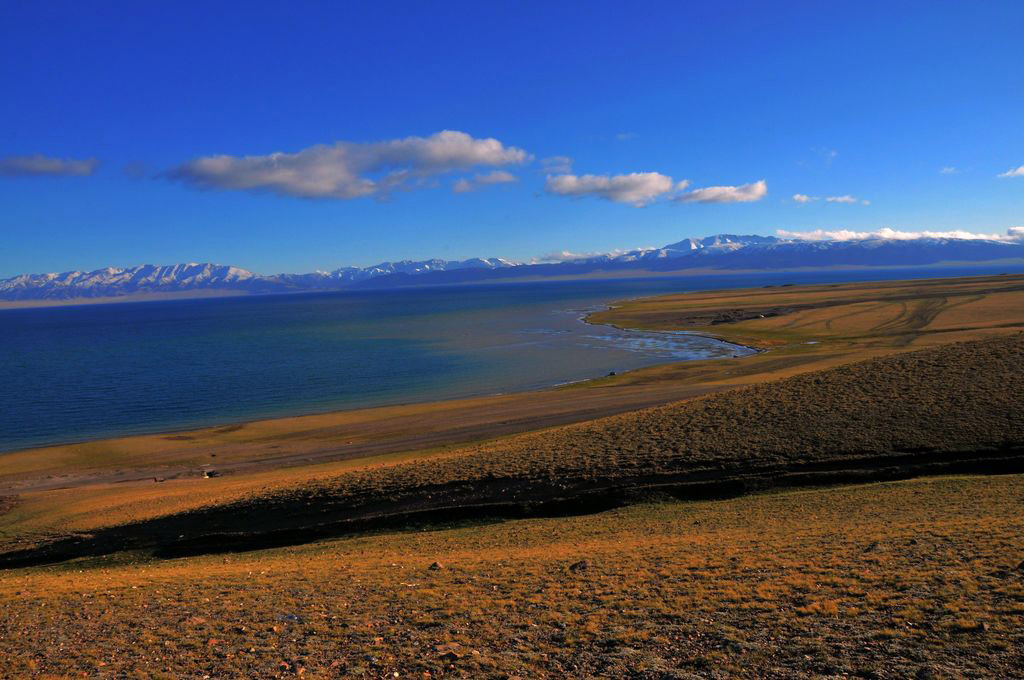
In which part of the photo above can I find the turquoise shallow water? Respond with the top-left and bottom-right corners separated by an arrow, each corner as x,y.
1,266 -> 1020,452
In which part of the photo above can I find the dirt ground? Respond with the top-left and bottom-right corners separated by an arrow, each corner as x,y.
2,474 -> 1022,678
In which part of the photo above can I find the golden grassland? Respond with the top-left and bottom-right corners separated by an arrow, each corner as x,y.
1,475 -> 1022,678
587,272 -> 1024,391
588,272 -> 1024,350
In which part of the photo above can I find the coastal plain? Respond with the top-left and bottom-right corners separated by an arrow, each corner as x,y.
2,273 -> 1024,677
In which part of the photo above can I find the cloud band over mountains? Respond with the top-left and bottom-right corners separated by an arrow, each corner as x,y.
777,227 -> 1024,242
167,131 -> 531,199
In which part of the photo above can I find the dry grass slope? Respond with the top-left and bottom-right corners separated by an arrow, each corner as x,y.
1,475 -> 1022,678
587,273 -> 1024,350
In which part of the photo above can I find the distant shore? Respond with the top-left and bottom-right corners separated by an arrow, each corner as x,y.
4,259 -> 1024,310
0,288 -> 254,310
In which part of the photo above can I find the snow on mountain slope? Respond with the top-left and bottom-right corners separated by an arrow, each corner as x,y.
3,234 -> 1022,302
0,263 -> 272,301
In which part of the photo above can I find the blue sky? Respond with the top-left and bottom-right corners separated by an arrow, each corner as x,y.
1,1 -> 1022,277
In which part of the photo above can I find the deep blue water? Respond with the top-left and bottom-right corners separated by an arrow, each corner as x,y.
2,265 -> 1021,453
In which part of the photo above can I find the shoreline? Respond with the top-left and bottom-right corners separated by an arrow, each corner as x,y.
1,298 -> 753,457
580,302 -> 765,356
0,342 -> 745,458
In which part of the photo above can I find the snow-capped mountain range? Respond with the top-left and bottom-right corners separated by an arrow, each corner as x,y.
3,234 -> 1023,303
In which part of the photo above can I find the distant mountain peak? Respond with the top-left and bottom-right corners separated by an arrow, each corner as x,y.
3,232 -> 1022,304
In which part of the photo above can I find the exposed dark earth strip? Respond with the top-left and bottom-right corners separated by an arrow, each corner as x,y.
2,445 -> 1022,568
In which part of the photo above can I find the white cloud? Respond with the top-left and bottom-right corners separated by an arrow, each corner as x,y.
776,227 -> 1024,242
540,156 -> 573,174
531,247 -> 654,263
168,130 -> 531,199
676,179 -> 767,204
0,154 -> 98,177
535,250 -> 589,262
792,193 -> 869,205
452,170 -> 518,193
940,166 -> 958,175
545,172 -> 674,206
998,165 -> 1024,178
546,173 -> 768,207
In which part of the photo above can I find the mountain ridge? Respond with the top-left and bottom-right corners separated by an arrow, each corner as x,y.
4,233 -> 1024,302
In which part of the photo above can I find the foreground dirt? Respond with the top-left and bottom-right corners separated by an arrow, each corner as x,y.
1,475 -> 1022,678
